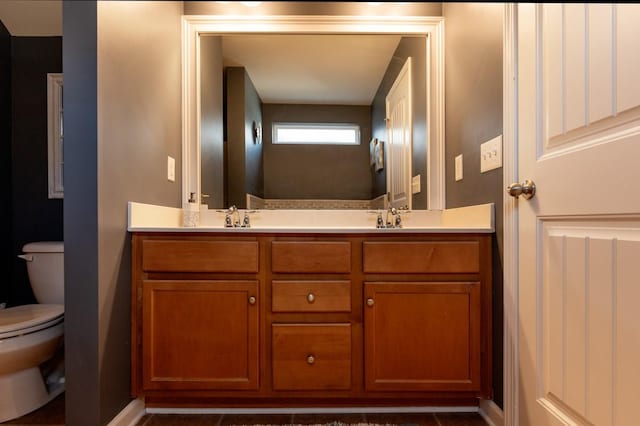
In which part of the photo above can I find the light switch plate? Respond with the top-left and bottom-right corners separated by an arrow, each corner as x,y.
455,154 -> 463,181
480,135 -> 502,173
167,156 -> 175,182
411,174 -> 421,194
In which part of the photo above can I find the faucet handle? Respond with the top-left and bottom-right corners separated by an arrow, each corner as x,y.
242,211 -> 251,228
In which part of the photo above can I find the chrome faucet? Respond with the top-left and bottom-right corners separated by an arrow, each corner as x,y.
224,206 -> 252,228
375,206 -> 403,229
225,205 -> 241,228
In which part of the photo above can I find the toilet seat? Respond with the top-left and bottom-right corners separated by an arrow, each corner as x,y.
0,304 -> 64,339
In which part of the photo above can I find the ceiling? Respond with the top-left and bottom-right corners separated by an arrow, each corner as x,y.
0,0 -> 62,36
221,34 -> 402,105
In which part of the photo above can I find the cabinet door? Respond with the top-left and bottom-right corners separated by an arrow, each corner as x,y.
142,280 -> 259,390
364,282 -> 481,392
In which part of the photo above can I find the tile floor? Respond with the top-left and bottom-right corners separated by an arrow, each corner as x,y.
2,394 -> 488,426
136,412 -> 488,426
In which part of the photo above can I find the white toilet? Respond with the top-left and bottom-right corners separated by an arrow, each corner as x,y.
0,241 -> 65,422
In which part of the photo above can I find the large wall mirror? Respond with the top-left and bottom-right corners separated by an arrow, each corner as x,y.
182,15 -> 445,210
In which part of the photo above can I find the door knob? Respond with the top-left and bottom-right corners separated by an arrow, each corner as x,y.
507,179 -> 536,200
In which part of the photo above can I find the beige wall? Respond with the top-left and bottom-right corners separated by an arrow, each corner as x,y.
96,1 -> 182,422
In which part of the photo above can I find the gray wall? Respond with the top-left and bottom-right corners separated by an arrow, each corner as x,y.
0,20 -> 11,306
64,1 -> 183,424
371,36 -> 427,207
263,104 -> 372,200
184,1 -> 442,17
10,36 -> 63,307
200,35 -> 224,209
443,3 -> 504,408
226,67 -> 264,208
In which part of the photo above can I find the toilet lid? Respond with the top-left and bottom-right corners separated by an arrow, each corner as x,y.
0,304 -> 64,339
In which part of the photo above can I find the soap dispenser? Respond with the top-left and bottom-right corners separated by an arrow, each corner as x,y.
182,192 -> 199,227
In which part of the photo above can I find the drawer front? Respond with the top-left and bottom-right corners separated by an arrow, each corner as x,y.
271,241 -> 351,273
272,324 -> 351,390
272,281 -> 351,313
363,241 -> 479,274
142,240 -> 258,273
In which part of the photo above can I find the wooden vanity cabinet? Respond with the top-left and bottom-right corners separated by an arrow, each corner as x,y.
142,280 -> 259,390
131,235 -> 262,394
363,282 -> 481,392
131,232 -> 492,405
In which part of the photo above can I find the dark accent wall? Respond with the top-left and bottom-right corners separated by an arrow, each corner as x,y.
200,36 -> 224,209
10,36 -> 63,307
63,2 -> 100,424
443,3 -> 504,408
64,1 -> 183,424
262,104 -> 372,200
226,67 -> 263,208
371,36 -> 427,208
0,20 -> 11,306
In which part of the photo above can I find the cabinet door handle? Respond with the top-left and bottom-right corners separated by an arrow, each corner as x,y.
366,298 -> 375,307
306,355 -> 315,365
248,296 -> 257,305
306,293 -> 315,303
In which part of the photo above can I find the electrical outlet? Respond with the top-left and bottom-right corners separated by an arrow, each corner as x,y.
455,154 -> 463,181
480,135 -> 502,173
167,156 -> 175,182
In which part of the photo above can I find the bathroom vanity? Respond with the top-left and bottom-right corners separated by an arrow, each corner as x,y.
128,203 -> 494,408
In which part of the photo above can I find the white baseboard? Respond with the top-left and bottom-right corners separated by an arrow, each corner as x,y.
107,398 -> 146,426
479,399 -> 504,426
147,406 -> 479,415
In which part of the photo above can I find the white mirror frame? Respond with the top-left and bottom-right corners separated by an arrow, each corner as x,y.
182,15 -> 445,209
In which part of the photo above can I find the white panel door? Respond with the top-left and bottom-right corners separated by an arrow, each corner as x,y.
386,57 -> 412,209
517,4 -> 640,425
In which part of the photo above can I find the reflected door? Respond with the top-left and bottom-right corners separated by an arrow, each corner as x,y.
386,57 -> 412,209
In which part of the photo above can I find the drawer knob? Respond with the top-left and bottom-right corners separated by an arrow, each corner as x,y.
366,298 -> 375,307
248,296 -> 257,305
306,355 -> 315,365
306,293 -> 316,303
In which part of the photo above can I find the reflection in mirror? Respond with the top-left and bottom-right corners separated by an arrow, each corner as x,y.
199,34 -> 427,210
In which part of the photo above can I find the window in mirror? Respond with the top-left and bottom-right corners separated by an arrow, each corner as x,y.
47,73 -> 63,199
273,123 -> 360,145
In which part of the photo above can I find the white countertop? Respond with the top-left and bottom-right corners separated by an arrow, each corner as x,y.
127,202 -> 494,234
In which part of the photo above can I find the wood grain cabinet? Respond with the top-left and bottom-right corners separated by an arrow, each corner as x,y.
364,282 -> 481,392
142,280 -> 259,391
131,233 -> 492,406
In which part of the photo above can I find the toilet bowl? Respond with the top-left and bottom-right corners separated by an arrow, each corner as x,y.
0,241 -> 64,422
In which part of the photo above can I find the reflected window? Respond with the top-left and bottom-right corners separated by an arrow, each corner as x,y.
273,123 -> 360,145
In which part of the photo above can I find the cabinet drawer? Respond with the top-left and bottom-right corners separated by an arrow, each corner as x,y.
271,241 -> 351,273
272,281 -> 351,313
363,241 -> 479,274
272,324 -> 351,390
142,240 -> 258,273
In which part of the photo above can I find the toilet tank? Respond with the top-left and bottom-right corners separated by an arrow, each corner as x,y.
21,241 -> 64,305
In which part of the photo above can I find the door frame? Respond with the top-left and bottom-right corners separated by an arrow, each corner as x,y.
181,15 -> 445,210
502,3 -> 519,425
